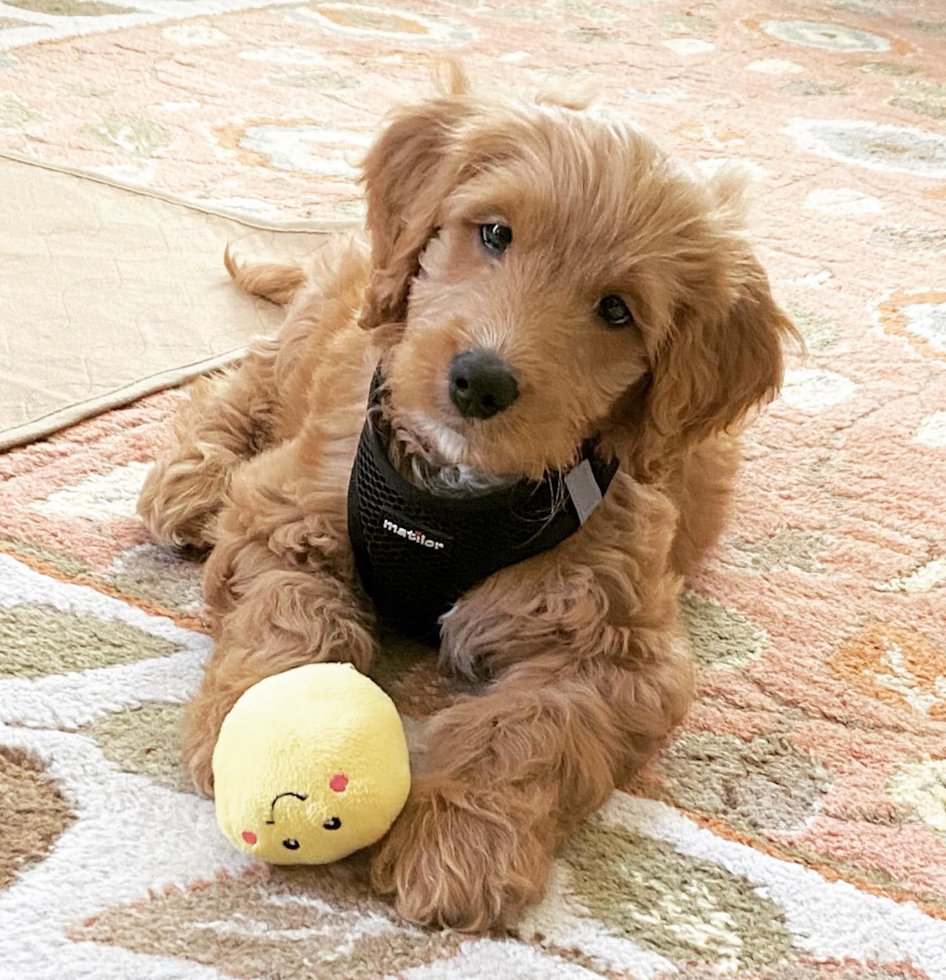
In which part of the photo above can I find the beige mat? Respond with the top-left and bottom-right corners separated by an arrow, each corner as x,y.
0,156 -> 332,450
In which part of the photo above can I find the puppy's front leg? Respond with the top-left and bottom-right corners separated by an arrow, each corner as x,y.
373,478 -> 693,930
182,437 -> 377,796
372,638 -> 692,931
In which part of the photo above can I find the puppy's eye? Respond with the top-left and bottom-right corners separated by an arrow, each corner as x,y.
479,223 -> 512,255
597,295 -> 634,328
323,817 -> 342,831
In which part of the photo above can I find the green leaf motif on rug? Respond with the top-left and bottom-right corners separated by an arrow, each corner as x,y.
565,823 -> 794,968
563,26 -> 627,44
680,591 -> 767,668
555,0 -> 619,21
4,0 -> 136,15
492,5 -> 543,21
909,20 -> 946,34
842,60 -> 916,75
0,604 -> 179,678
781,79 -> 849,97
735,527 -> 831,573
82,702 -> 191,793
109,543 -> 203,620
0,92 -> 44,129
889,95 -> 946,121
868,226 -> 946,252
82,114 -> 171,156
268,70 -> 361,90
657,732 -> 832,832
60,81 -> 115,98
904,81 -> 946,99
334,198 -> 367,217
659,12 -> 715,34
3,540 -> 91,579
786,306 -> 840,350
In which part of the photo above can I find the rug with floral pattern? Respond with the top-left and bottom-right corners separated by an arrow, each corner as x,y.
1,0 -> 946,978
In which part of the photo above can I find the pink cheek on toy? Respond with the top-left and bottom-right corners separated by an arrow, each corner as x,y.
330,774 -> 348,793
242,831 -> 257,845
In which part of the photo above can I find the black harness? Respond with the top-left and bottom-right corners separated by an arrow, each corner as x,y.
347,372 -> 619,636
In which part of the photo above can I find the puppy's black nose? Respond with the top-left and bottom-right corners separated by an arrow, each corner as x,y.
448,349 -> 519,420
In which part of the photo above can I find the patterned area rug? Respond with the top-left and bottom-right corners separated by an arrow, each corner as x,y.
2,0 -> 946,978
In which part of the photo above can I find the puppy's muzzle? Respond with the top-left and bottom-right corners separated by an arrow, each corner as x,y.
448,349 -> 519,421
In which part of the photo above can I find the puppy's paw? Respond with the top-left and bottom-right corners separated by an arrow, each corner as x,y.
371,778 -> 551,933
137,454 -> 228,549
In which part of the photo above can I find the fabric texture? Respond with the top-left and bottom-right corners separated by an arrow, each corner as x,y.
0,155 -> 333,450
1,0 -> 945,978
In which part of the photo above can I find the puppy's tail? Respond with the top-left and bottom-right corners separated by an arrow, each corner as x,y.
224,246 -> 306,306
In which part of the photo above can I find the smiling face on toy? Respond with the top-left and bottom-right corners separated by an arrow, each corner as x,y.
212,663 -> 411,866
237,775 -> 357,865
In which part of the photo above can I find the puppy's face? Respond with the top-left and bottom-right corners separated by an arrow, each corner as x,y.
362,88 -> 794,479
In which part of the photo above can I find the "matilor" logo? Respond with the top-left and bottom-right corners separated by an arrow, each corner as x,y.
382,518 -> 445,550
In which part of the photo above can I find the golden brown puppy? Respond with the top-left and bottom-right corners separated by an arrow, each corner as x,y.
138,68 -> 797,932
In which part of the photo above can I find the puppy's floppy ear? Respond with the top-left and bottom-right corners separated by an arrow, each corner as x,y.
358,68 -> 473,331
646,252 -> 799,445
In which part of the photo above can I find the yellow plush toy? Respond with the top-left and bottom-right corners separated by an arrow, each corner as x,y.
212,663 -> 411,865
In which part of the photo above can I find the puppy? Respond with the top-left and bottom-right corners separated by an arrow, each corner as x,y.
138,68 -> 797,932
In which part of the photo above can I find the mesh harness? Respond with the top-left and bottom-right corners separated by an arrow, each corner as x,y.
347,370 -> 619,636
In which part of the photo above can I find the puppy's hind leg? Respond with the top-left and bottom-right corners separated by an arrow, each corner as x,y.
137,341 -> 280,548
138,248 -> 315,548
138,247 -> 314,548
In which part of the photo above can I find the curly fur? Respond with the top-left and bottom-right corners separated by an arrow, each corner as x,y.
138,68 -> 798,933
